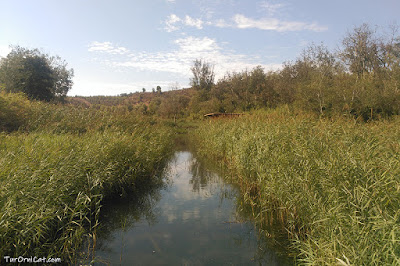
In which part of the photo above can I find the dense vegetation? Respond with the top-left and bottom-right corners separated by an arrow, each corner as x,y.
112,24 -> 399,121
195,109 -> 400,265
0,92 -> 173,263
194,24 -> 400,121
1,23 -> 399,265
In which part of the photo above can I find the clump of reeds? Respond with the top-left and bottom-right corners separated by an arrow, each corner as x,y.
0,91 -> 163,134
0,119 -> 173,262
194,109 -> 400,265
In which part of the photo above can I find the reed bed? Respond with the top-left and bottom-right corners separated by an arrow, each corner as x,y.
0,91 -> 162,134
0,92 -> 174,263
194,109 -> 400,265
0,129 -> 173,262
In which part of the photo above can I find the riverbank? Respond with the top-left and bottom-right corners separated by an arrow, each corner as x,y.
2,91 -> 399,264
194,109 -> 400,265
0,93 -> 174,263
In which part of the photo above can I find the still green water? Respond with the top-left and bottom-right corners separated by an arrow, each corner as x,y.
91,150 -> 293,265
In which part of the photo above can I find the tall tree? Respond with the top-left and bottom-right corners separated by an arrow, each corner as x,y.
294,43 -> 339,115
190,59 -> 215,92
0,46 -> 73,101
341,24 -> 381,77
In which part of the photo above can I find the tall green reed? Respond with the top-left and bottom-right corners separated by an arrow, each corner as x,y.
0,92 -> 173,263
194,110 -> 400,265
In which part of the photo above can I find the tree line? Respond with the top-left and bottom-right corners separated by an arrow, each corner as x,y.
1,23 -> 399,121
184,23 -> 400,120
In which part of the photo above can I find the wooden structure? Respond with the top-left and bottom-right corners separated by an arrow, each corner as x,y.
203,112 -> 244,118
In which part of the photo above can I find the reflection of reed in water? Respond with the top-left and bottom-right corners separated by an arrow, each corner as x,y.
193,148 -> 296,265
82,175 -> 167,265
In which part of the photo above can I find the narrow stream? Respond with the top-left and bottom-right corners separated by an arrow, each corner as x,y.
91,148 -> 293,265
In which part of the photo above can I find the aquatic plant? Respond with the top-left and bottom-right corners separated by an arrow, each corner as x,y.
0,120 -> 173,262
194,109 -> 400,265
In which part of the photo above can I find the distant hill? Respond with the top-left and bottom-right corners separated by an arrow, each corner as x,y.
67,88 -> 195,107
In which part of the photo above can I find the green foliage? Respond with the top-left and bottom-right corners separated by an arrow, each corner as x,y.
0,129 -> 173,262
0,91 -> 168,133
341,23 -> 382,76
0,92 -> 32,132
0,91 -> 174,263
0,46 -> 73,101
190,59 -> 215,93
159,93 -> 190,120
194,111 -> 400,265
185,24 -> 400,120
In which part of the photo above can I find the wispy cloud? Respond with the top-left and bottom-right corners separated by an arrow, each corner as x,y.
88,41 -> 129,55
163,0 -> 326,33
166,0 -> 176,3
164,12 -> 327,33
212,19 -> 231,28
88,38 -> 281,80
258,1 -> 286,15
224,14 -> 327,32
164,14 -> 205,32
165,14 -> 181,32
184,15 -> 203,29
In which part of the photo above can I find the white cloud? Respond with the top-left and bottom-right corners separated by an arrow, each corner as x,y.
166,0 -> 176,3
164,14 -> 205,32
174,36 -> 218,53
184,15 -> 203,29
168,12 -> 327,32
211,14 -> 327,32
259,1 -> 285,15
88,41 -> 129,55
212,19 -> 231,28
165,14 -> 181,32
88,38 -> 281,82
232,14 -> 327,32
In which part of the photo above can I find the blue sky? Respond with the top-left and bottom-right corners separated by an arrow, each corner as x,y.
0,0 -> 399,96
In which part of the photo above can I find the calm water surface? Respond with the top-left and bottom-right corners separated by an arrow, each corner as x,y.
92,150 -> 292,265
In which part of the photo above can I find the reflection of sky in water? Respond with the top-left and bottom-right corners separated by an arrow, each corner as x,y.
93,151 -> 290,265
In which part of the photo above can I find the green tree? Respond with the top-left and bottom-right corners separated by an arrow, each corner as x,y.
294,43 -> 339,115
0,46 -> 73,101
340,24 -> 382,77
159,94 -> 190,122
340,24 -> 400,119
190,59 -> 215,92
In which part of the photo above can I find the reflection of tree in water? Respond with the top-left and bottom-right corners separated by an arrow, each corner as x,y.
174,135 -> 224,192
188,156 -> 211,192
188,153 -> 224,192
82,145 -> 295,265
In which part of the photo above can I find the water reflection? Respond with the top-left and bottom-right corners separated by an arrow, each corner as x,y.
90,149 -> 292,265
